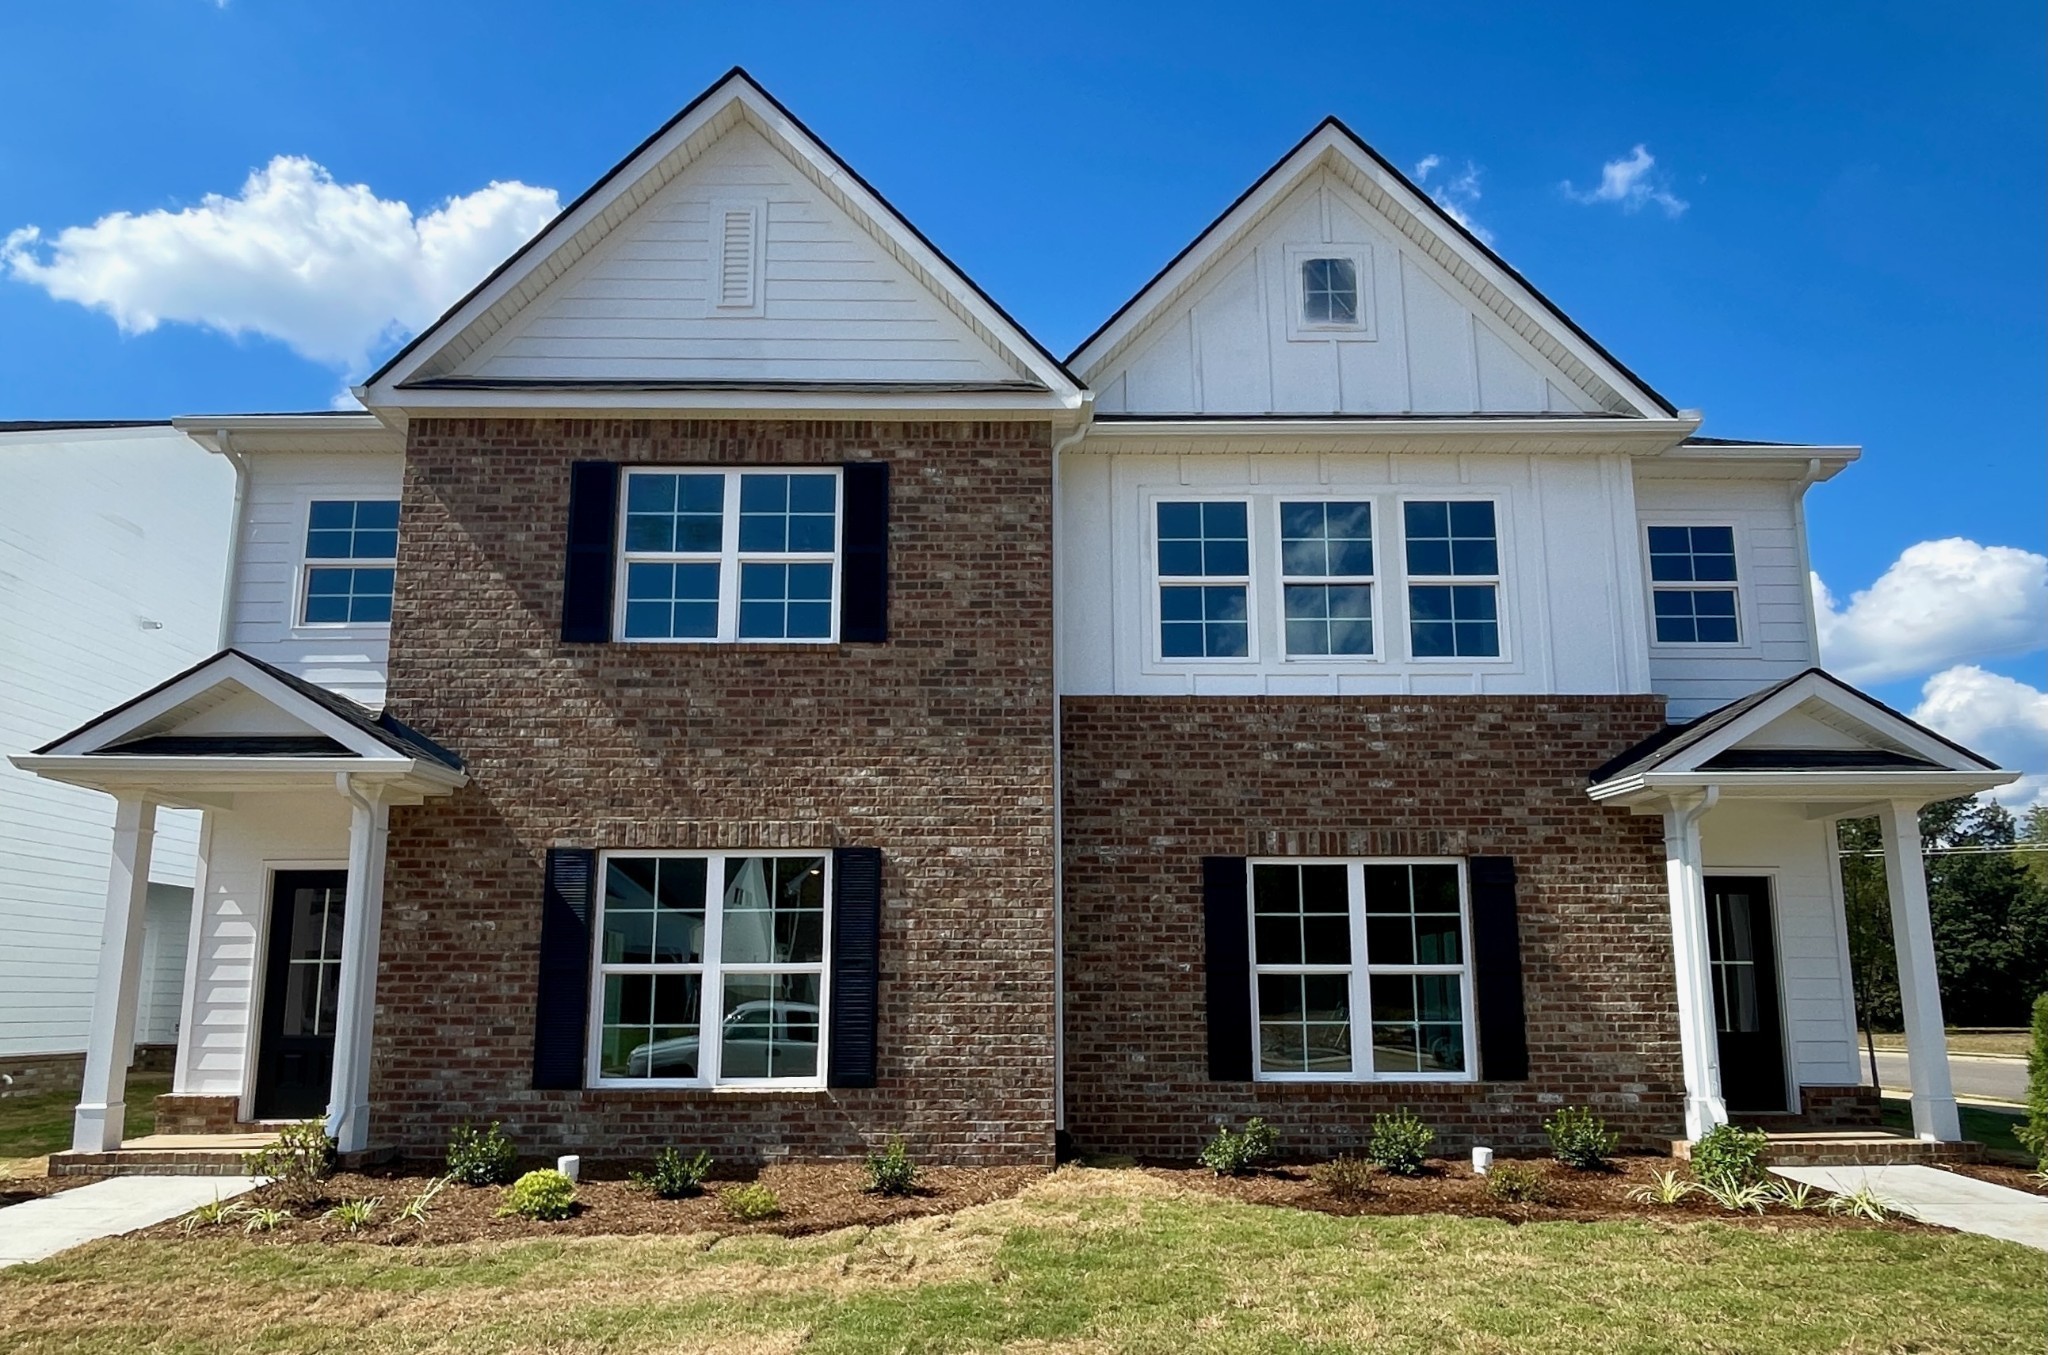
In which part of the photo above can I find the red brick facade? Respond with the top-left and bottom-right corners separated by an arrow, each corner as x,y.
374,418 -> 1058,1165
1060,695 -> 1688,1160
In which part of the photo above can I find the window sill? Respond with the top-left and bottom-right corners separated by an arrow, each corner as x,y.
584,1081 -> 830,1096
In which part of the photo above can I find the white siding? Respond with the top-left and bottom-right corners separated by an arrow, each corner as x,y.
457,124 -> 1023,386
1089,171 -> 1605,416
138,883 -> 192,1046
225,450 -> 399,707
0,426 -> 231,1057
1634,476 -> 1818,719
1700,799 -> 1861,1091
174,793 -> 350,1100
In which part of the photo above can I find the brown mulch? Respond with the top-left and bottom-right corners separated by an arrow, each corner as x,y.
0,1161 -> 96,1209
139,1160 -> 1046,1247
1936,1160 -> 2046,1194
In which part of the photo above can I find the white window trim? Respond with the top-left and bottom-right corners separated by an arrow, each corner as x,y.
614,468 -> 844,645
294,494 -> 399,632
1393,494 -> 1513,665
1248,857 -> 1478,1085
1274,495 -> 1381,663
585,849 -> 833,1091
1149,494 -> 1260,665
1284,243 -> 1377,342
1640,517 -> 1754,652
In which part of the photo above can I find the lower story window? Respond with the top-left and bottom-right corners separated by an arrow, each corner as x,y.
591,852 -> 828,1085
1250,858 -> 1475,1081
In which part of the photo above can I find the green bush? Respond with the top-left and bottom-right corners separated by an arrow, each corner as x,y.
1197,1117 -> 1277,1176
2018,992 -> 2048,1172
1485,1162 -> 1553,1204
1690,1124 -> 1769,1186
242,1120 -> 335,1208
1366,1109 -> 1434,1176
634,1146 -> 714,1200
862,1138 -> 919,1196
497,1169 -> 576,1221
446,1121 -> 518,1187
720,1182 -> 782,1222
1544,1106 -> 1620,1170
1310,1154 -> 1375,1200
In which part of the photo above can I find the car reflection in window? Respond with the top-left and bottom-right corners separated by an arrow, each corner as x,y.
626,1000 -> 821,1079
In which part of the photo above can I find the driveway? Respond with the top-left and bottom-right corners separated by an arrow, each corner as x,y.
1861,1050 -> 2025,1103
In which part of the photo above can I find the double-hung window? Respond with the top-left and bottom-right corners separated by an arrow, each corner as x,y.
591,852 -> 828,1086
1250,859 -> 1474,1081
1404,500 -> 1501,658
619,469 -> 840,642
302,499 -> 398,625
1280,501 -> 1375,657
1156,500 -> 1251,659
1647,525 -> 1740,644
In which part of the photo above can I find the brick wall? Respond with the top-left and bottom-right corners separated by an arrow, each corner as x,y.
1061,695 -> 1685,1160
374,418 -> 1058,1166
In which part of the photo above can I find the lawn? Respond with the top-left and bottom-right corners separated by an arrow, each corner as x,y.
0,1074 -> 168,1168
0,1169 -> 2038,1354
1878,1094 -> 2031,1160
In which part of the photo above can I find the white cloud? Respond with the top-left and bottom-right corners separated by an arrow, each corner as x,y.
1911,665 -> 2048,810
1813,538 -> 2047,685
1562,144 -> 1688,218
3,155 -> 559,372
1412,153 -> 1492,244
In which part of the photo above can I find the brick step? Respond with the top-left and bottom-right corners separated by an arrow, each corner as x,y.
49,1150 -> 262,1178
1670,1133 -> 1987,1168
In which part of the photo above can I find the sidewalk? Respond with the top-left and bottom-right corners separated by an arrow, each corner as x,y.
1774,1164 -> 2048,1252
0,1175 -> 260,1269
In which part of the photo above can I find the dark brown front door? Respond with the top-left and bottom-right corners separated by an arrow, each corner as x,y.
253,870 -> 347,1120
1705,875 -> 1789,1114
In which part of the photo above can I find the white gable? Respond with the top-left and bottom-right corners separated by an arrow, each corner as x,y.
119,683 -> 328,742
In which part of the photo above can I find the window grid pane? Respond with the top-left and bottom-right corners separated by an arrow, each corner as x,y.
618,469 -> 840,643
1301,257 -> 1359,326
1653,587 -> 1739,644
1157,500 -> 1251,660
305,499 -> 399,562
303,566 -> 394,625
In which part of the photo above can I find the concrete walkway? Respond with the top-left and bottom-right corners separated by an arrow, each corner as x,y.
1775,1165 -> 2048,1252
0,1175 -> 261,1268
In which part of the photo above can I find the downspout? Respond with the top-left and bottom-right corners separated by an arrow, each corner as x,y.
1048,407 -> 1092,1150
1791,457 -> 1824,669
210,429 -> 250,652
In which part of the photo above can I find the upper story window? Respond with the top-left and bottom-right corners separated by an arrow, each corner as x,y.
1647,525 -> 1740,644
1301,257 -> 1359,325
1286,245 -> 1376,340
618,468 -> 840,643
591,851 -> 828,1086
1250,858 -> 1474,1082
1403,501 -> 1501,659
1280,501 -> 1374,657
1157,501 -> 1250,659
302,499 -> 397,626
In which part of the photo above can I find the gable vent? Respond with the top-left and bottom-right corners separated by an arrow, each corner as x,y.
714,203 -> 761,312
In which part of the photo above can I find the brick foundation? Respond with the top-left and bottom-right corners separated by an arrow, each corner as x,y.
1060,695 -> 1686,1161
0,1045 -> 175,1100
153,1094 -> 244,1135
1735,1083 -> 1884,1134
374,418 -> 1058,1166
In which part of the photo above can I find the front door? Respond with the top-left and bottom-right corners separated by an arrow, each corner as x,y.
1705,875 -> 1788,1114
253,870 -> 347,1120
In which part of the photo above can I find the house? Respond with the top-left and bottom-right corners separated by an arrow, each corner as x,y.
13,69 -> 2014,1170
0,422 -> 233,1094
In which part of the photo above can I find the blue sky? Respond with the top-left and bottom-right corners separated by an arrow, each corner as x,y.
3,1 -> 2042,794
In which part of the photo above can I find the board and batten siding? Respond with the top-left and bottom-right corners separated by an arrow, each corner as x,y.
1633,476 -> 1818,720
0,426 -> 231,1057
451,124 -> 1024,386
225,450 -> 399,708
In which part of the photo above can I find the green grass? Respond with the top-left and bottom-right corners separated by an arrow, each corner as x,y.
0,1074 -> 169,1163
0,1169 -> 2039,1353
1879,1095 -> 2030,1160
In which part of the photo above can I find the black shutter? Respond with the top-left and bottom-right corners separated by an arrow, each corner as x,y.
1469,855 -> 1529,1081
561,461 -> 620,643
839,461 -> 890,643
828,846 -> 883,1088
532,848 -> 598,1090
1203,856 -> 1254,1082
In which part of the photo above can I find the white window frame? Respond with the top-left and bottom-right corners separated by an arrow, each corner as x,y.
585,849 -> 832,1091
297,496 -> 399,630
1247,856 -> 1478,1085
1395,494 -> 1511,665
614,467 -> 843,645
1274,495 -> 1380,662
1640,518 -> 1750,651
1149,494 -> 1259,664
1284,243 -> 1377,342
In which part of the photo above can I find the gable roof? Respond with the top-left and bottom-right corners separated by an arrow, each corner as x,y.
1068,117 -> 1675,419
361,67 -> 1083,414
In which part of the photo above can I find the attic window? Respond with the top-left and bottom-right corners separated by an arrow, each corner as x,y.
711,201 -> 764,316
1301,258 -> 1358,325
1285,244 -> 1374,340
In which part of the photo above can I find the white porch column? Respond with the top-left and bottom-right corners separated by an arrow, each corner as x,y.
73,796 -> 158,1153
1877,799 -> 1961,1141
1663,789 -> 1726,1141
325,778 -> 391,1155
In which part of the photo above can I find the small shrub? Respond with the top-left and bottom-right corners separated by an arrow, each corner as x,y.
1689,1124 -> 1769,1187
1625,1169 -> 1697,1206
325,1197 -> 379,1233
498,1169 -> 576,1222
1544,1106 -> 1619,1170
1824,1184 -> 1890,1222
1366,1109 -> 1434,1177
634,1147 -> 714,1200
242,1206 -> 290,1234
1310,1154 -> 1375,1200
720,1181 -> 782,1222
242,1120 -> 335,1208
1199,1117 -> 1278,1176
1769,1180 -> 1819,1211
862,1139 -> 919,1196
2018,992 -> 2048,1172
446,1122 -> 519,1187
1485,1162 -> 1553,1204
179,1196 -> 244,1233
395,1176 -> 449,1226
1696,1175 -> 1774,1213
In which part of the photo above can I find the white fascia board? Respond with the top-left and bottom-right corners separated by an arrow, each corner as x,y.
1642,445 -> 1860,482
171,415 -> 402,457
1654,673 -> 1995,775
1080,416 -> 1699,455
1589,768 -> 2018,806
39,653 -> 394,761
370,386 -> 1085,421
9,753 -> 466,796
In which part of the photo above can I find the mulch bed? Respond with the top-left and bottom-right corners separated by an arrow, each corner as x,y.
0,1164 -> 95,1209
1939,1160 -> 2046,1193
